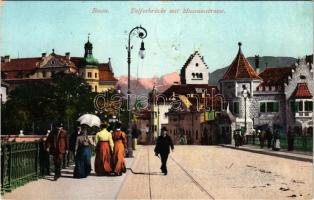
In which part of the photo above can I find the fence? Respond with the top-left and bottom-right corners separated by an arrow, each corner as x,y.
1,141 -> 75,194
247,135 -> 313,152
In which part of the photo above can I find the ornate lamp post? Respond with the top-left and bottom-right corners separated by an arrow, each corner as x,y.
241,86 -> 249,138
126,26 -> 147,157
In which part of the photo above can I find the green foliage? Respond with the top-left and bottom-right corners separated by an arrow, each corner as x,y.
1,72 -> 95,135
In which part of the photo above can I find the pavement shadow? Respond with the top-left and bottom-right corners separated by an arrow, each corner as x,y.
127,168 -> 163,176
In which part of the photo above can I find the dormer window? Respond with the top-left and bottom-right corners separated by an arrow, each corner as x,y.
50,60 -> 55,65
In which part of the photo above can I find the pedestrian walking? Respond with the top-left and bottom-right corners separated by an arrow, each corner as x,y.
69,127 -> 81,165
234,131 -> 240,148
258,130 -> 265,149
46,123 -> 69,181
112,123 -> 127,176
287,126 -> 294,151
272,130 -> 280,151
266,128 -> 273,149
73,126 -> 93,178
94,123 -> 114,176
154,127 -> 174,175
252,130 -> 256,145
131,124 -> 140,150
39,137 -> 50,176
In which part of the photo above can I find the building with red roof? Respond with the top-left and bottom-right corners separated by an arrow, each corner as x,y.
1,36 -> 117,94
219,43 -> 313,140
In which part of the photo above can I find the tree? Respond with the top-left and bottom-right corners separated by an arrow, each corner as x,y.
1,72 -> 95,135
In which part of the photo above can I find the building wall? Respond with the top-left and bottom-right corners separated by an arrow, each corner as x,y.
0,86 -> 7,102
284,60 -> 314,134
182,54 -> 209,85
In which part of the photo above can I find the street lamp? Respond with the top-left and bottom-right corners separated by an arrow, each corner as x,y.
126,26 -> 147,157
241,86 -> 249,137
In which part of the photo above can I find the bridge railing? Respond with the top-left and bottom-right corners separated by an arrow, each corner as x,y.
246,135 -> 313,152
1,136 -> 96,194
1,142 -> 40,194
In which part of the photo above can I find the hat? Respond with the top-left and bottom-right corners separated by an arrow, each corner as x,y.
161,127 -> 168,131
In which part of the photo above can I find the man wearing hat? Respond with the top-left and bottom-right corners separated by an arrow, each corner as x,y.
46,122 -> 69,180
154,127 -> 174,175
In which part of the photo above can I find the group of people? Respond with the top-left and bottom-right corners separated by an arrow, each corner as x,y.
45,122 -> 128,180
258,129 -> 281,151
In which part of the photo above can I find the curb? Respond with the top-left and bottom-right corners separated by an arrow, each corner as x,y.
220,145 -> 313,163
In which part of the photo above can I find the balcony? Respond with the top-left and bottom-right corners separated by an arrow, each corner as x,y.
295,111 -> 313,118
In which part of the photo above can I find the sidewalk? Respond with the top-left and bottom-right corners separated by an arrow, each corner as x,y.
220,144 -> 313,162
2,147 -> 140,200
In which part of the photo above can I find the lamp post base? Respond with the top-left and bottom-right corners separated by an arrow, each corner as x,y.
126,133 -> 134,158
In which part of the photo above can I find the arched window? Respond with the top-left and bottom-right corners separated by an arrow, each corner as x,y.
195,73 -> 199,78
199,73 -> 203,79
95,85 -> 97,92
192,73 -> 195,78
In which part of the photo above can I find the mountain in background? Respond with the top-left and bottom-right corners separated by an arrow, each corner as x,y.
208,56 -> 297,85
117,56 -> 297,97
117,72 -> 180,97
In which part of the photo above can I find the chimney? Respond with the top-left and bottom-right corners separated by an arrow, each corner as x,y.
255,55 -> 260,74
4,55 -> 10,63
42,53 -> 46,59
65,52 -> 70,60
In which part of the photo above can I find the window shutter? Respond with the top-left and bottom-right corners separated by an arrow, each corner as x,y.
274,102 -> 279,112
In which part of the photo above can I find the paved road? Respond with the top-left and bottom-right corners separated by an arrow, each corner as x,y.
3,145 -> 313,200
3,154 -> 137,200
118,146 -> 313,200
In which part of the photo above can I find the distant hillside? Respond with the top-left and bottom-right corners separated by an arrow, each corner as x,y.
208,56 -> 297,86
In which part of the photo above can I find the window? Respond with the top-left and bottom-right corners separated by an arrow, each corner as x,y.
260,101 -> 279,113
260,102 -> 266,112
42,71 -> 47,78
95,73 -> 98,78
95,85 -> 97,92
196,130 -> 198,140
192,73 -> 195,78
88,72 -> 92,78
199,73 -> 203,79
305,101 -> 313,111
233,102 -> 239,114
195,63 -> 199,67
154,125 -> 157,131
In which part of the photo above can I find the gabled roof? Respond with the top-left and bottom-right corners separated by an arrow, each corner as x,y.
1,57 -> 41,71
291,83 -> 312,99
222,42 -> 261,80
182,51 -> 208,69
98,63 -> 118,82
257,67 -> 293,91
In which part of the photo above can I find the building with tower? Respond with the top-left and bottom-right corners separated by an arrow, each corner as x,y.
220,42 -> 313,144
1,35 -> 117,93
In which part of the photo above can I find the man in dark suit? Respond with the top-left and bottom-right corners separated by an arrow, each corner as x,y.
46,123 -> 69,180
154,127 -> 174,175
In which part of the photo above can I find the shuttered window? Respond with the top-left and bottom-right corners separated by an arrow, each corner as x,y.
260,101 -> 279,113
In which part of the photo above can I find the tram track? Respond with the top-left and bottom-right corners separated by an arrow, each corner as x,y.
169,156 -> 215,199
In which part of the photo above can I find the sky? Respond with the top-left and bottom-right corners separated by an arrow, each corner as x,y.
1,1 -> 313,78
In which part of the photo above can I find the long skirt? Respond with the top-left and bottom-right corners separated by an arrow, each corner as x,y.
95,141 -> 112,175
112,141 -> 126,175
74,146 -> 91,178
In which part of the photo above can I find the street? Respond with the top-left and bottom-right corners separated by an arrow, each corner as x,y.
119,146 -> 312,199
2,145 -> 313,200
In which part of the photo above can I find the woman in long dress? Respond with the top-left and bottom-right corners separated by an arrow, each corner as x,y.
112,123 -> 127,176
94,123 -> 114,176
73,126 -> 93,178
